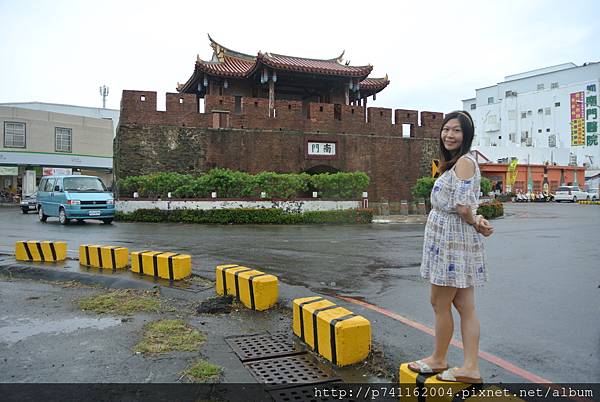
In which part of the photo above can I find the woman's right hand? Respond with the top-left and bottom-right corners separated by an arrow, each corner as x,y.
477,217 -> 494,237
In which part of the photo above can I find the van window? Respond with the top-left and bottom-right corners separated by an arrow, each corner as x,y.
63,177 -> 107,192
38,178 -> 47,191
44,179 -> 55,192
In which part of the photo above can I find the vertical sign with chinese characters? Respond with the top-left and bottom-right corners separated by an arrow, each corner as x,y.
307,142 -> 336,156
585,83 -> 598,146
571,91 -> 585,146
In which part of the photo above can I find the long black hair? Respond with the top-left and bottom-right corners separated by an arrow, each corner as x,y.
439,110 -> 475,173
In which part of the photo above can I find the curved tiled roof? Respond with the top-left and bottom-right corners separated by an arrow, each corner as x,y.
178,35 -> 385,93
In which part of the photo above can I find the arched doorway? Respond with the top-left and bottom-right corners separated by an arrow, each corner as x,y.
303,165 -> 340,175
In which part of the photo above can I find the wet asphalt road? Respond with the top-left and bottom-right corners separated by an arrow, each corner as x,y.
1,203 -> 598,382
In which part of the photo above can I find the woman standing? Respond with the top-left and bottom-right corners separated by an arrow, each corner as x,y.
408,110 -> 493,384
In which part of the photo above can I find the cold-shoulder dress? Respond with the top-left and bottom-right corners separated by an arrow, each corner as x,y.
420,153 -> 488,288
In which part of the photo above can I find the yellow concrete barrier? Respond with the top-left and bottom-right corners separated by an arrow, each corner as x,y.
15,241 -> 67,262
79,245 -> 129,270
131,250 -> 191,281
215,264 -> 278,311
398,364 -> 525,401
292,296 -> 371,366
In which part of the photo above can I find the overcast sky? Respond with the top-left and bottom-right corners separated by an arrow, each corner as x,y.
1,0 -> 599,114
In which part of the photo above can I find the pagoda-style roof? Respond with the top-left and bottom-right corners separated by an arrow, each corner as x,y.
178,35 -> 388,95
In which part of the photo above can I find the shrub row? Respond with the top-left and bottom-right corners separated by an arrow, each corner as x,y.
477,200 -> 504,219
114,208 -> 374,225
117,169 -> 370,200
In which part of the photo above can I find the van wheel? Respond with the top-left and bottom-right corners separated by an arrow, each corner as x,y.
59,208 -> 69,225
38,206 -> 47,222
102,218 -> 113,224
572,196 -> 577,203
22,208 -> 28,214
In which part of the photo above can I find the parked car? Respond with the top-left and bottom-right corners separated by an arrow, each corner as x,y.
37,175 -> 115,224
554,186 -> 592,202
19,191 -> 37,213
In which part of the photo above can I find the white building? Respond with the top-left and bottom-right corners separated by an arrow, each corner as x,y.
0,103 -> 117,197
463,62 -> 600,169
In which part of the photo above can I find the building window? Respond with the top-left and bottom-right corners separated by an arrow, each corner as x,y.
487,97 -> 494,104
521,112 -> 527,119
509,132 -> 516,143
548,134 -> 556,147
554,102 -> 560,107
538,108 -> 543,114
55,127 -> 72,153
527,110 -> 532,116
551,82 -> 559,89
537,83 -> 544,90
3,121 -> 26,148
546,128 -> 550,132
470,103 -> 476,110
545,107 -> 551,115
538,129 -> 542,133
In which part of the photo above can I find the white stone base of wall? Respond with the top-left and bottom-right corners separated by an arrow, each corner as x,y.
116,200 -> 361,214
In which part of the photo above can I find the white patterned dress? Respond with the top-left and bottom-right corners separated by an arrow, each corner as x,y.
420,153 -> 488,288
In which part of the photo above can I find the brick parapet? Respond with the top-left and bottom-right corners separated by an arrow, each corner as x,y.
119,90 -> 444,136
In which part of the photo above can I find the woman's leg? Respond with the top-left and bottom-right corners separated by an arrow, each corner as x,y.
452,286 -> 481,378
409,284 -> 457,371
430,284 -> 458,364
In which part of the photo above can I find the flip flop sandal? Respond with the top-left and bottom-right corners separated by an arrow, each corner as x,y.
407,359 -> 448,374
436,368 -> 483,384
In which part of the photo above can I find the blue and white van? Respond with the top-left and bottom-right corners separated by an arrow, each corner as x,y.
37,175 -> 115,224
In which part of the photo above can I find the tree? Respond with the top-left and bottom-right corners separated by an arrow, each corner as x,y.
480,177 -> 492,195
412,177 -> 436,201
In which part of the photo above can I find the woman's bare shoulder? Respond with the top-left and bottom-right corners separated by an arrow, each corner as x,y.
454,156 -> 476,180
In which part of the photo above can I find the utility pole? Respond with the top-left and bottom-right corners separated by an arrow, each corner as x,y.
99,85 -> 109,109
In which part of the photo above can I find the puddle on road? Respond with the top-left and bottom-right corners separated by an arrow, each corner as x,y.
0,316 -> 121,343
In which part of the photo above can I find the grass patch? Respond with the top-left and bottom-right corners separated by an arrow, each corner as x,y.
75,289 -> 162,315
134,319 -> 205,354
183,360 -> 223,382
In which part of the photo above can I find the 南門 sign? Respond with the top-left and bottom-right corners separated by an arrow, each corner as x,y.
307,142 -> 336,156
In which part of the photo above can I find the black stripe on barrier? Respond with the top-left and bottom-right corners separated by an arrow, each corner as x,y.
220,265 -> 240,296
247,273 -> 269,310
110,248 -> 117,271
152,253 -> 166,279
23,242 -> 34,261
416,373 -> 428,402
84,245 -> 90,266
297,297 -> 323,341
97,246 -> 103,268
49,242 -> 57,261
329,313 -> 356,365
311,305 -> 338,353
233,268 -> 253,298
136,250 -> 150,275
35,241 -> 45,262
167,254 -> 180,281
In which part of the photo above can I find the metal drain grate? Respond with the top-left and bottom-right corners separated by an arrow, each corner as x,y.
244,354 -> 340,390
225,332 -> 306,362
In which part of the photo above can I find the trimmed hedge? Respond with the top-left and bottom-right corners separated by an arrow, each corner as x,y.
114,208 -> 374,225
117,169 -> 369,200
477,200 -> 504,219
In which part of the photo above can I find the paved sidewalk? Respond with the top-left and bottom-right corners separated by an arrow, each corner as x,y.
372,214 -> 428,224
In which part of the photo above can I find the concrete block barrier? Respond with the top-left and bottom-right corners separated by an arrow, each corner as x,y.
398,364 -> 526,401
79,245 -> 129,270
215,264 -> 278,311
15,241 -> 67,262
131,250 -> 191,281
292,296 -> 371,366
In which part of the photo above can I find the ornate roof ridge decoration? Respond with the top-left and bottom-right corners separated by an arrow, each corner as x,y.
178,35 -> 387,93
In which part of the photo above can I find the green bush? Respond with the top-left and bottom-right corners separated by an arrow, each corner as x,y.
411,177 -> 436,201
477,200 -> 504,219
115,208 -> 374,225
480,177 -> 492,195
118,170 -> 370,200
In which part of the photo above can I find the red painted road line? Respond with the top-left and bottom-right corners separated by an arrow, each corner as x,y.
336,295 -> 552,383
337,295 -> 595,402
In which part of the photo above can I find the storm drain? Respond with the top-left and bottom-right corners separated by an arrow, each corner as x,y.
225,332 -> 305,362
243,354 -> 340,390
268,384 -> 357,402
